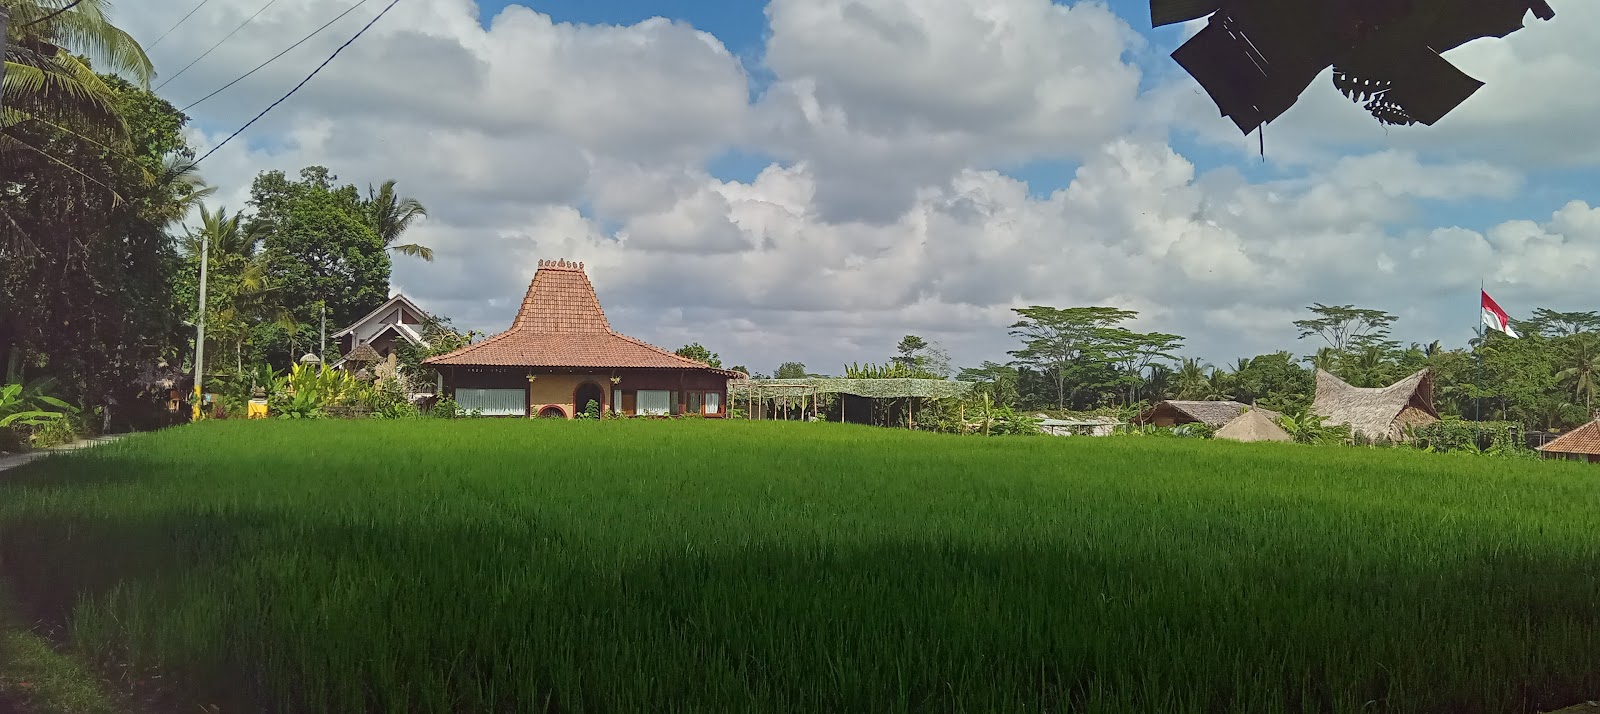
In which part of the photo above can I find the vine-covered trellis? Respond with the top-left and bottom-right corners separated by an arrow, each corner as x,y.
731,378 -> 975,428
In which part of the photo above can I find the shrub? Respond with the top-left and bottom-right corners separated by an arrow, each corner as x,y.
430,398 -> 463,419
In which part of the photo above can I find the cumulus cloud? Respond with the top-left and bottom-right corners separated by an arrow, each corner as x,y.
123,0 -> 1597,375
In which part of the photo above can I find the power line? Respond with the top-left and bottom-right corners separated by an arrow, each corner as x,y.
179,0 -> 370,114
148,0 -> 214,49
17,0 -> 85,29
191,0 -> 402,167
155,0 -> 282,92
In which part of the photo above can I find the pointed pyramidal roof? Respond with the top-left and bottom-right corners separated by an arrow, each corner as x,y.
425,259 -> 740,374
1215,408 -> 1292,443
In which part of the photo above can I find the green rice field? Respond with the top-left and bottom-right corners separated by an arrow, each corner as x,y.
1,420 -> 1598,713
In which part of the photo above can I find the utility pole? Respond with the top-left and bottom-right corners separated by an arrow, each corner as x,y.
193,239 -> 209,420
319,302 -> 326,364
0,8 -> 10,113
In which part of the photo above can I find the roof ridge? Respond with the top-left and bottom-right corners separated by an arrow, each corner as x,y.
1537,418 -> 1600,455
606,329 -> 724,369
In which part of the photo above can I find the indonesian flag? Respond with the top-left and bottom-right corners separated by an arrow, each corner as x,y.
1481,291 -> 1519,338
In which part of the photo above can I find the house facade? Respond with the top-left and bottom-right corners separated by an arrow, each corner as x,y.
332,294 -> 432,366
424,259 -> 738,419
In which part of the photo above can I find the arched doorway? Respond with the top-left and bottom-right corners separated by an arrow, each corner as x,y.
573,382 -> 605,419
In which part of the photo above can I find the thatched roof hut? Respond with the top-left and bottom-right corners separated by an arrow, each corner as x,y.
1536,418 -> 1600,463
1135,400 -> 1279,429
343,342 -> 381,366
1215,409 -> 1292,443
1312,369 -> 1438,443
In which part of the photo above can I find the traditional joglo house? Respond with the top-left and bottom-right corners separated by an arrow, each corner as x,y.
424,259 -> 740,418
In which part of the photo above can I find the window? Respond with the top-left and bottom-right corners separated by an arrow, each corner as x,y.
705,392 -> 721,415
636,390 -> 671,416
687,391 -> 702,414
613,389 -> 623,414
455,388 -> 526,416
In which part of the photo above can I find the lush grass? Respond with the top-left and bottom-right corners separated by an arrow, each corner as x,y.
1,420 -> 1598,713
0,585 -> 119,714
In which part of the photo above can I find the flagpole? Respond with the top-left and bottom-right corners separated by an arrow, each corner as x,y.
1475,280 -> 1484,426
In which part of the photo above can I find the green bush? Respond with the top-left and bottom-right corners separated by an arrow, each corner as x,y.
430,398 -> 463,419
1411,420 -> 1528,456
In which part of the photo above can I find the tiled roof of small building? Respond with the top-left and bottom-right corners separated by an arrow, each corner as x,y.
424,259 -> 740,374
1538,419 -> 1600,456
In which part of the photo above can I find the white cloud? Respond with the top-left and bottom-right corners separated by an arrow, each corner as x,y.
755,0 -> 1143,221
120,0 -> 1599,375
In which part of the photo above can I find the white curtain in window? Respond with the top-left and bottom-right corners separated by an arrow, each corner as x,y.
455,388 -> 526,416
637,390 -> 671,416
705,392 -> 721,414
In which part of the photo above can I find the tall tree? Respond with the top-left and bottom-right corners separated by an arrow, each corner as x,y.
1007,306 -> 1136,409
1525,309 -> 1600,338
892,335 -> 951,378
248,167 -> 390,330
1101,329 -> 1183,407
1555,334 -> 1600,412
1,0 -> 153,172
958,361 -> 1020,408
1173,358 -> 1213,400
674,343 -> 721,369
775,362 -> 807,379
1,69 -> 196,412
364,180 -> 432,261
1293,304 -> 1398,354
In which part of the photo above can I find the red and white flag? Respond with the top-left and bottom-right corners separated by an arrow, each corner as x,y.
1481,290 -> 1519,338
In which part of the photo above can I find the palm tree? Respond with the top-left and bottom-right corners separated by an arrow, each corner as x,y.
1305,347 -> 1339,373
1203,367 -> 1234,401
364,180 -> 431,261
183,205 -> 262,259
2,0 -> 153,162
186,205 -> 281,374
1174,358 -> 1211,400
1556,335 -> 1600,412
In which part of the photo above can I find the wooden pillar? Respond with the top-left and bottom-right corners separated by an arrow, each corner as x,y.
959,403 -> 965,434
841,394 -> 846,423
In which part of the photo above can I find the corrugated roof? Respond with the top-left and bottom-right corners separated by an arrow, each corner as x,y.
1537,419 -> 1600,456
424,260 -> 740,374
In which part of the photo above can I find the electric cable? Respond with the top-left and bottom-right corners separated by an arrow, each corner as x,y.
156,0 -> 283,92
178,0 -> 370,114
191,0 -> 402,166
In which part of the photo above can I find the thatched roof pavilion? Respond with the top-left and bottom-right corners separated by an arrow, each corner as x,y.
1215,408 -> 1292,443
1536,418 -> 1600,463
1312,369 -> 1438,443
1135,400 -> 1279,429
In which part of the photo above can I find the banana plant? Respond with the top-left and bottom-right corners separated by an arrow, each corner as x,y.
0,380 -> 77,427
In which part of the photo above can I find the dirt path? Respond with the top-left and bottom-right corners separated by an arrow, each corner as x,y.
0,435 -> 131,474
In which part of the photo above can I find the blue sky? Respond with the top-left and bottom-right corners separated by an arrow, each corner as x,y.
147,0 -> 1598,370
474,0 -> 1584,236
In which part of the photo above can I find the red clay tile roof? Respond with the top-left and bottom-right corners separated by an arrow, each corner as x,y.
1538,419 -> 1600,456
424,259 -> 739,375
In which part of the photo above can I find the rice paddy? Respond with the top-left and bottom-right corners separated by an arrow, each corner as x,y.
1,420 -> 1598,713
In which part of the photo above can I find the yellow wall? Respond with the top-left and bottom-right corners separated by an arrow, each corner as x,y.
528,373 -> 610,418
